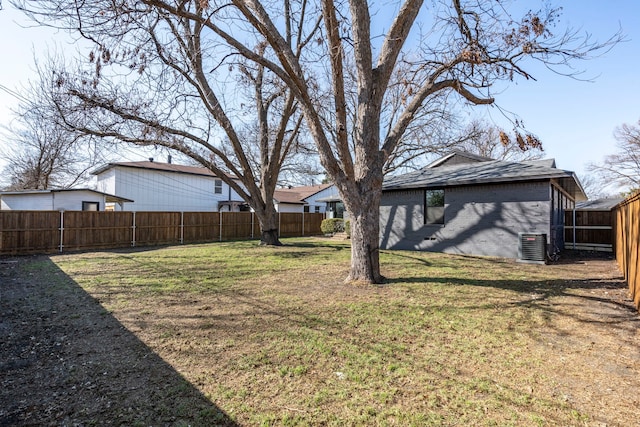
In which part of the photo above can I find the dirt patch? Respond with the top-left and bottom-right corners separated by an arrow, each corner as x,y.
0,256 -> 236,426
532,256 -> 640,425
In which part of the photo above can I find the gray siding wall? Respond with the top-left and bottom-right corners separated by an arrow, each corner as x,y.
379,182 -> 552,259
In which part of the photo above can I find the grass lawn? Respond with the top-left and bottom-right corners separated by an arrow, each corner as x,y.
48,238 -> 638,426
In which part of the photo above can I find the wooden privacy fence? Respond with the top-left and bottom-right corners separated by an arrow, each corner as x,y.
613,192 -> 640,312
564,209 -> 614,252
0,210 -> 325,255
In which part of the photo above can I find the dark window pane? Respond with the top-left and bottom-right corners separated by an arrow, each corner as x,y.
425,189 -> 444,224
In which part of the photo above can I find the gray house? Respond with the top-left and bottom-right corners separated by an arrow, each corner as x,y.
379,151 -> 587,259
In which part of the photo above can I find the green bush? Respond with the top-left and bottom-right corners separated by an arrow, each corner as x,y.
321,218 -> 345,235
345,220 -> 351,238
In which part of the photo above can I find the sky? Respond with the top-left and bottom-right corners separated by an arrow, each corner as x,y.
0,1 -> 639,194
483,1 -> 640,194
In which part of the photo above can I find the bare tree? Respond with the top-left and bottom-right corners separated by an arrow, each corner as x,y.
454,119 -> 545,162
14,1 -> 316,245
268,0 -> 614,283
575,172 -> 614,200
0,70 -> 103,190
588,119 -> 640,193
383,117 -> 546,176
15,0 -> 620,283
381,87 -> 467,175
1,124 -> 91,190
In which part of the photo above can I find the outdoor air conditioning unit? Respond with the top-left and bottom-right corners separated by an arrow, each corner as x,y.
518,233 -> 547,264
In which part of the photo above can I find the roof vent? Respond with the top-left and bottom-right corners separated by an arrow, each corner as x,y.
518,233 -> 547,264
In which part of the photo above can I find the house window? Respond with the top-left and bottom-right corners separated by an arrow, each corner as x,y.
214,179 -> 223,194
303,205 -> 310,213
315,206 -> 321,213
327,201 -> 345,218
425,189 -> 444,225
82,201 -> 99,211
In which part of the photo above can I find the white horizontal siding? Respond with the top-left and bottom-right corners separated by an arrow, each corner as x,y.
96,169 -> 116,195
275,203 -> 304,213
97,166 -> 244,212
53,192 -> 106,211
304,185 -> 340,213
0,191 -> 106,211
1,194 -> 54,210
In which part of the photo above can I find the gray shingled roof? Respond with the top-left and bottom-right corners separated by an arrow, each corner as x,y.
575,198 -> 624,210
273,184 -> 333,204
424,150 -> 492,168
383,158 -> 587,201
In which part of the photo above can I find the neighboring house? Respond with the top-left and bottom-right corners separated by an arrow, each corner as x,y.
0,189 -> 132,211
273,184 -> 339,214
379,151 -> 587,259
93,160 -> 247,212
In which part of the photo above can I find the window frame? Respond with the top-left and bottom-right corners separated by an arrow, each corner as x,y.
82,201 -> 100,211
214,179 -> 223,194
424,189 -> 445,225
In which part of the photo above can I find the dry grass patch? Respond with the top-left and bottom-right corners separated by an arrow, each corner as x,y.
25,239 -> 640,425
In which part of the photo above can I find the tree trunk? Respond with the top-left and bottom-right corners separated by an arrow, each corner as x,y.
344,188 -> 384,284
254,204 -> 282,246
260,228 -> 281,246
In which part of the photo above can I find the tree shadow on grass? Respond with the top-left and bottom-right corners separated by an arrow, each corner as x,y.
281,239 -> 350,251
0,256 -> 237,427
383,257 -> 639,340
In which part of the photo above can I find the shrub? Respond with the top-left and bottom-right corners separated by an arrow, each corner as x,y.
345,220 -> 351,238
321,218 -> 345,235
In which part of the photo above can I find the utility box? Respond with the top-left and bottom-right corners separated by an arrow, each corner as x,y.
518,233 -> 547,264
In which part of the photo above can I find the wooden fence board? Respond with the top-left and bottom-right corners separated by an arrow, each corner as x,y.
279,213 -> 303,237
304,213 -> 324,238
221,212 -> 253,240
62,211 -> 133,251
134,212 -> 181,246
182,212 -> 221,242
0,210 -> 325,255
0,211 -> 60,254
613,192 -> 640,312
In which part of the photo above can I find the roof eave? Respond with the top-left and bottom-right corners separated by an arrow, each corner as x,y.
384,172 -> 586,201
384,173 -> 572,190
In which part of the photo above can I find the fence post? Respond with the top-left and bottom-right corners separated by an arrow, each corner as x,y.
278,212 -> 281,237
59,210 -> 64,253
302,211 -> 304,237
180,211 -> 184,244
251,212 -> 254,239
219,211 -> 223,241
132,211 -> 136,247
572,209 -> 576,250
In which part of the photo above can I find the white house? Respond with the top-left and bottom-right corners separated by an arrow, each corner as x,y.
0,189 -> 132,211
92,160 -> 247,212
273,184 -> 340,214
